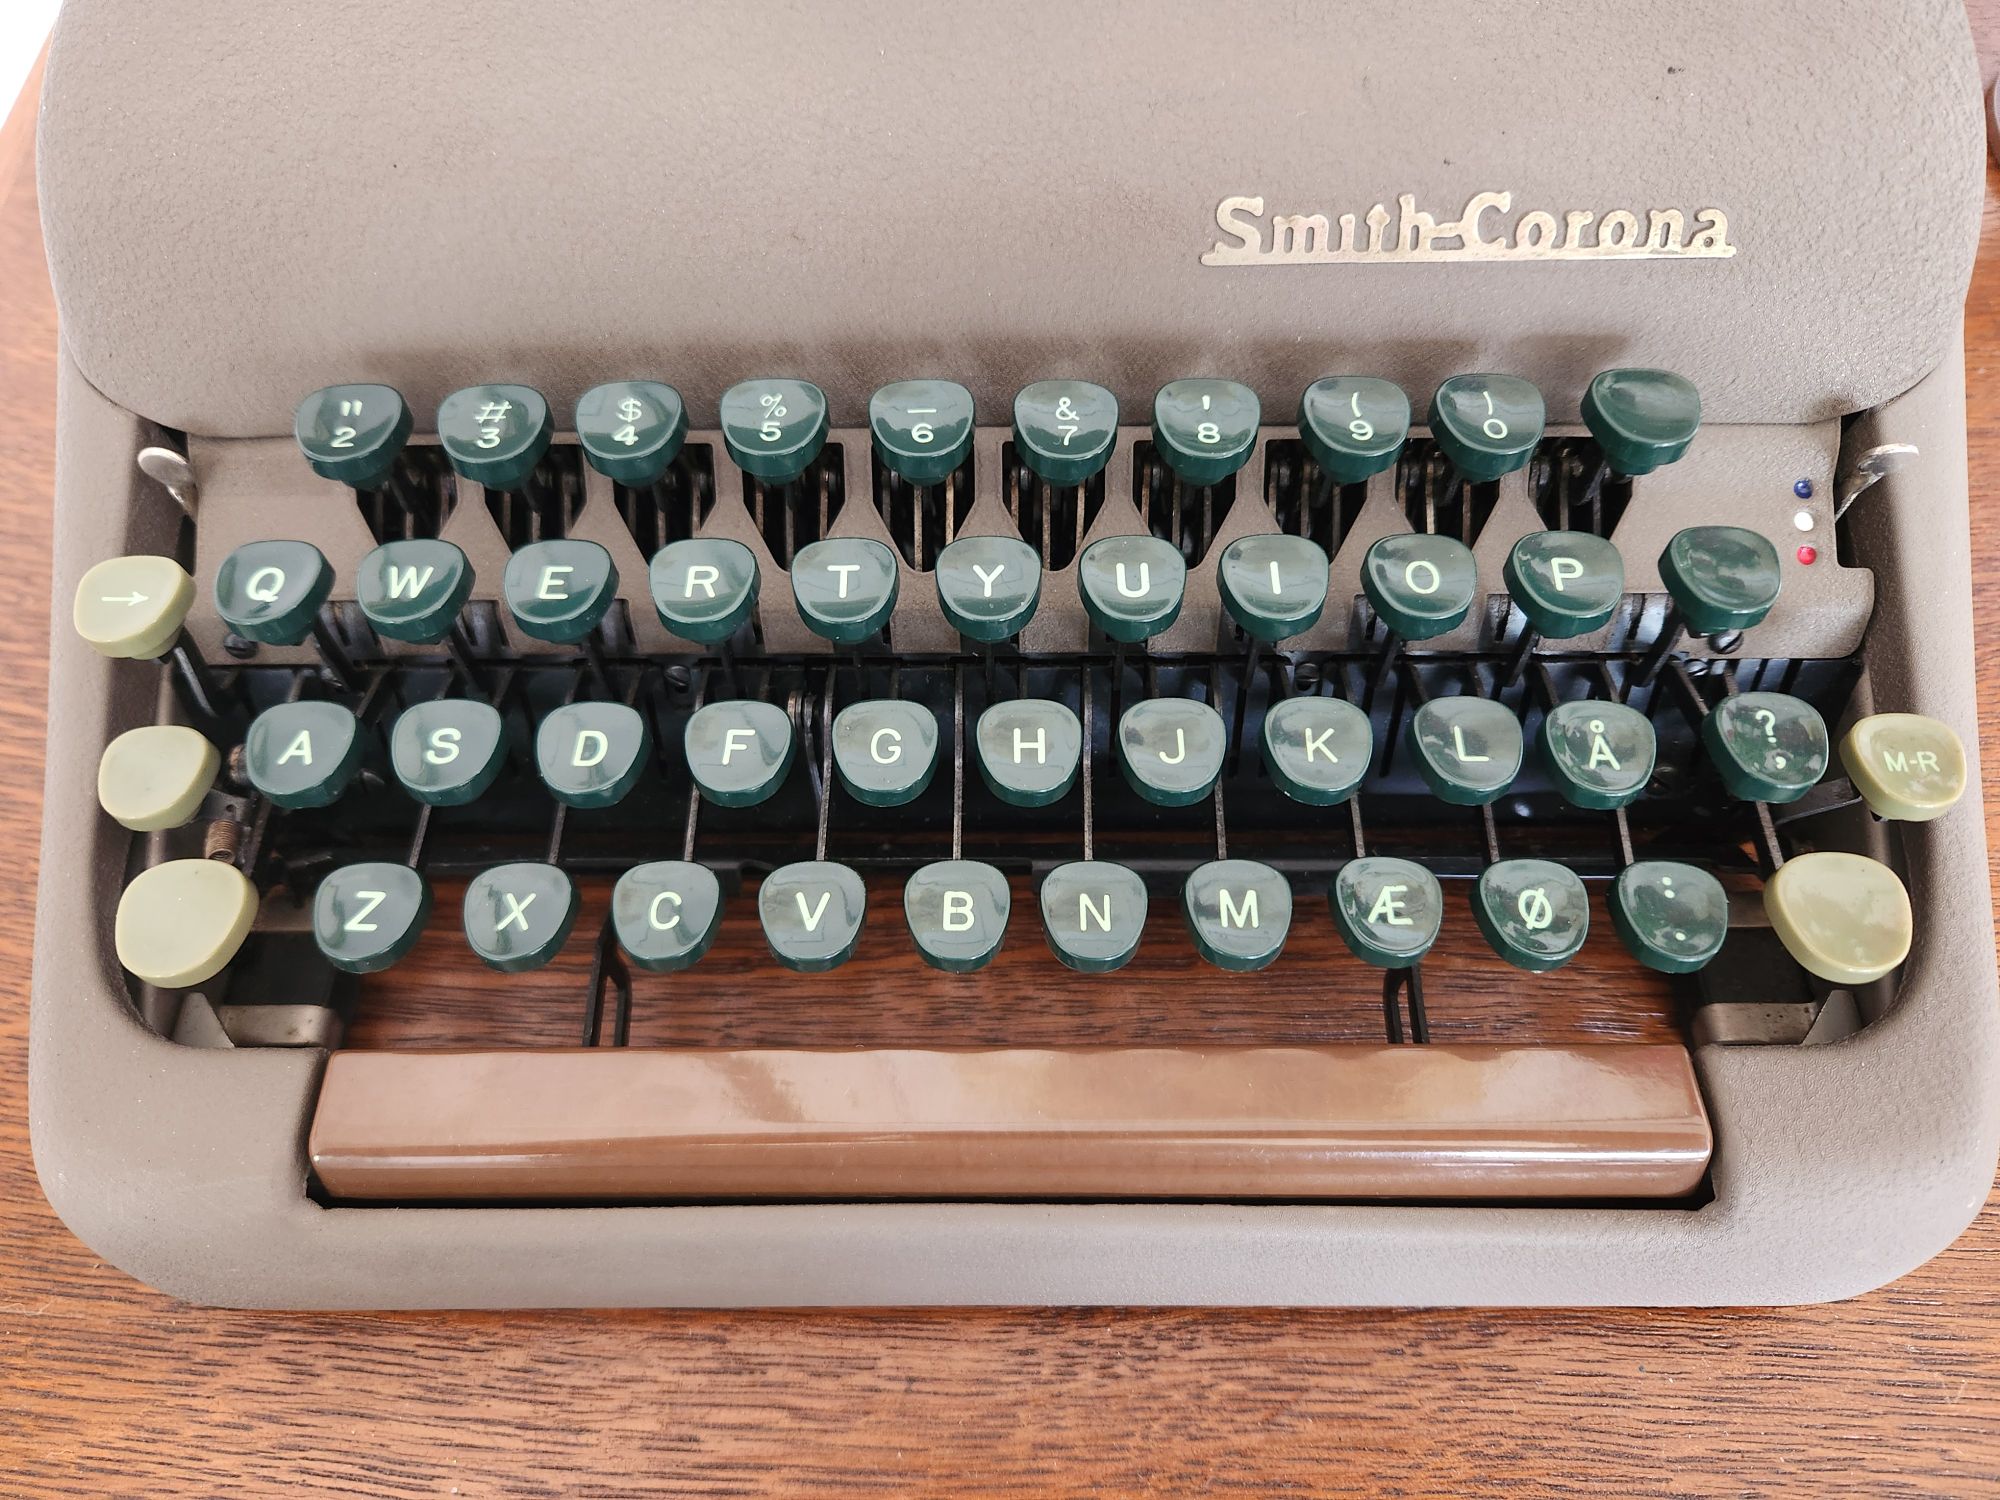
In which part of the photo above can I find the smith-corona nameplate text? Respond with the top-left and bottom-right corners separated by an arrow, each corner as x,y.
1202,191 -> 1736,265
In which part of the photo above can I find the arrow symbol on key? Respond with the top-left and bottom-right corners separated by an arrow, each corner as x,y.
99,591 -> 149,606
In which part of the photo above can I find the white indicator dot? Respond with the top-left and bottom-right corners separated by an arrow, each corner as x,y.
1792,509 -> 1816,533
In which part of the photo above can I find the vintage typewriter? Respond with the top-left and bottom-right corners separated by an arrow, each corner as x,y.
28,0 -> 2000,1307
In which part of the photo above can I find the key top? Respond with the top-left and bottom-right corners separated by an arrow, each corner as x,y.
1840,712 -> 1968,822
1659,526 -> 1781,637
1039,860 -> 1148,973
503,539 -> 619,644
759,860 -> 867,972
1763,850 -> 1912,985
215,540 -> 334,646
1504,531 -> 1624,639
1077,534 -> 1186,643
1183,859 -> 1292,972
1362,533 -> 1478,641
313,862 -> 432,974
685,700 -> 794,807
1609,861 -> 1728,975
935,535 -> 1041,642
871,380 -> 975,485
720,378 -> 829,483
438,383 -> 554,491
975,698 -> 1082,807
1118,698 -> 1227,807
74,555 -> 195,660
1216,534 -> 1329,642
649,538 -> 759,644
1581,369 -> 1701,476
1427,374 -> 1544,484
294,384 -> 413,491
114,857 -> 259,989
832,699 -> 938,806
244,700 -> 363,809
356,538 -> 475,644
790,537 -> 900,645
574,380 -> 687,487
390,699 -> 507,806
905,859 -> 1011,973
97,724 -> 219,831
1407,696 -> 1523,806
1013,380 -> 1118,487
1152,379 -> 1259,486
1538,699 -> 1656,810
1702,691 -> 1828,803
1329,858 -> 1444,968
1262,696 -> 1371,806
612,860 -> 723,973
1473,859 -> 1589,972
1297,377 -> 1411,485
537,702 -> 650,809
463,862 -> 580,972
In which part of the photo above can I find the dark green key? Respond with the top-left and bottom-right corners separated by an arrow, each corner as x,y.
1472,858 -> 1589,972
1362,533 -> 1477,641
1427,374 -> 1544,484
790,537 -> 900,644
437,383 -> 553,491
389,698 -> 507,806
243,700 -> 363,809
685,699 -> 794,807
356,538 -> 474,644
975,698 -> 1082,807
575,380 -> 687,486
904,859 -> 1010,973
935,535 -> 1040,642
1504,531 -> 1625,639
1077,534 -> 1186,643
1261,696 -> 1371,805
1038,860 -> 1148,973
294,384 -> 412,490
1183,859 -> 1292,972
720,378 -> 829,483
1329,858 -> 1444,968
1151,379 -> 1259,486
1538,700 -> 1656,810
1659,526 -> 1781,636
832,699 -> 938,806
1013,381 -> 1118,486
503,539 -> 619,643
312,862 -> 431,974
1217,534 -> 1329,642
611,860 -> 723,973
1581,369 -> 1701,476
462,862 -> 579,972
215,540 -> 333,645
1702,692 -> 1828,804
1407,696 -> 1523,805
1297,377 -> 1410,485
758,860 -> 867,972
536,702 -> 650,809
1117,698 -> 1226,807
650,538 -> 759,645
871,380 -> 975,485
1609,861 -> 1729,974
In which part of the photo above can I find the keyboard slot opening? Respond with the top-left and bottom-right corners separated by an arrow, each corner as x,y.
1266,438 -> 1367,556
1132,440 -> 1235,564
353,442 -> 457,543
1396,441 -> 1499,543
612,443 -> 716,556
873,449 -> 973,571
1530,436 -> 1633,537
484,444 -> 585,548
741,444 -> 844,567
1003,440 -> 1102,570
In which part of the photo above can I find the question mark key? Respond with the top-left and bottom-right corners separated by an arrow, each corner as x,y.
1702,691 -> 1830,803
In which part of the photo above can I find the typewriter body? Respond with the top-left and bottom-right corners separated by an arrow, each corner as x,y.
28,0 -> 2000,1307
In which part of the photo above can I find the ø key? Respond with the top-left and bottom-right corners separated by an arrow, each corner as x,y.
613,861 -> 723,973
1472,859 -> 1589,972
463,862 -> 580,972
1330,858 -> 1444,968
313,862 -> 431,974
244,700 -> 363,809
1702,692 -> 1828,804
905,860 -> 1011,973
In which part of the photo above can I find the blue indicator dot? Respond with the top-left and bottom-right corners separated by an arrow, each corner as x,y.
1792,478 -> 1814,500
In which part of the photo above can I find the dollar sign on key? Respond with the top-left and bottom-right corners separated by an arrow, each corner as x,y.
617,397 -> 644,423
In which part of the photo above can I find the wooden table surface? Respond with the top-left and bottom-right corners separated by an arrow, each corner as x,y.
5,56 -> 2000,1500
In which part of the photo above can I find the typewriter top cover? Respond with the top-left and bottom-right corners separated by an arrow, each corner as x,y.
28,0 -> 2000,1307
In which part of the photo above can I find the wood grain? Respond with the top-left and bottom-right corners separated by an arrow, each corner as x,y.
5,52 -> 2000,1500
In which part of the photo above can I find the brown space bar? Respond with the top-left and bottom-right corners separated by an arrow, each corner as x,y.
308,1045 -> 1712,1202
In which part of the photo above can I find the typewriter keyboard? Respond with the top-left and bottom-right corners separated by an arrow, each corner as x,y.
77,371 -> 1965,1205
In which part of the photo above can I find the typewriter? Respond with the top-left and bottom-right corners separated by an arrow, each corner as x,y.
27,0 -> 2000,1307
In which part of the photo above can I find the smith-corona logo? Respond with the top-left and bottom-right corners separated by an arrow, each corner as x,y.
1201,191 -> 1735,265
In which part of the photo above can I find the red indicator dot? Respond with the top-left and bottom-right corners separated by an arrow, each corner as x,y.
1796,545 -> 1818,566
